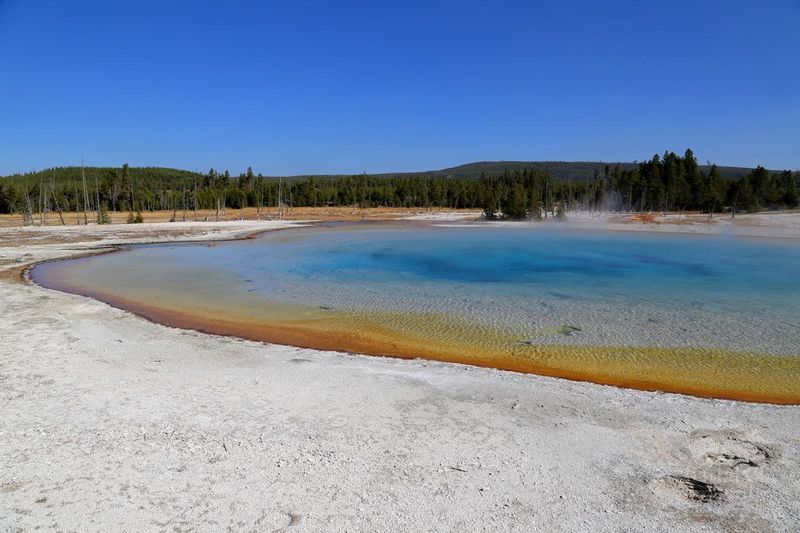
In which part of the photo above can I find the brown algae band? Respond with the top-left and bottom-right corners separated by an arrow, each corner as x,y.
35,283 -> 800,405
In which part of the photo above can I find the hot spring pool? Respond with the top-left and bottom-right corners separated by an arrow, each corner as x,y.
32,222 -> 800,403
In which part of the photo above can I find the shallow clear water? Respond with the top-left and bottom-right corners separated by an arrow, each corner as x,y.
33,222 -> 800,402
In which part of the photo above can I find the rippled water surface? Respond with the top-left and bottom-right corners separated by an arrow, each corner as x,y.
33,223 -> 800,402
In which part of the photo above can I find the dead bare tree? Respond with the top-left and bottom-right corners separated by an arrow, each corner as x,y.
93,173 -> 101,223
81,160 -> 89,225
277,178 -> 284,220
38,179 -> 45,226
256,178 -> 263,220
43,183 -> 49,225
22,182 -> 34,226
51,171 -> 65,225
51,188 -> 65,225
73,184 -> 80,225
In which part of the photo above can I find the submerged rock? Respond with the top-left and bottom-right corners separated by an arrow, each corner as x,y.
555,325 -> 582,336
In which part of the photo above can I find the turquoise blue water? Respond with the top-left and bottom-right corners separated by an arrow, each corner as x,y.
33,223 -> 800,355
241,224 -> 798,309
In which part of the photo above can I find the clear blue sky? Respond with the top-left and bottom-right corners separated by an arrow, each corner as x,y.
1,0 -> 798,176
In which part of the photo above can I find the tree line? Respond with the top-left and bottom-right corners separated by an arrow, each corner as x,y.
0,149 -> 796,223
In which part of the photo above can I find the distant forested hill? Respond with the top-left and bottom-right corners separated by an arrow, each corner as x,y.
263,161 -> 762,181
1,166 -> 203,185
1,152 -> 796,221
375,161 -> 760,181
0,160 -> 774,185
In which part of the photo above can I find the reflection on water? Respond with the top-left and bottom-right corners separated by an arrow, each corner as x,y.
32,223 -> 800,403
